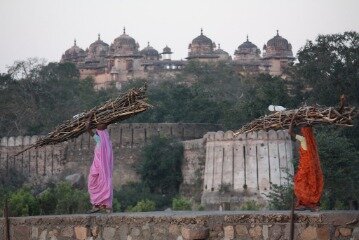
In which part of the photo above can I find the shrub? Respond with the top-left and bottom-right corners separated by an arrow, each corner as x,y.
239,200 -> 262,211
172,197 -> 192,211
127,199 -> 156,212
8,187 -> 40,216
265,183 -> 294,210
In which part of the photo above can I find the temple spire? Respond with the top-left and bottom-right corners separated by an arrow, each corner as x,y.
218,43 -> 221,49
123,27 -> 126,34
147,41 -> 150,47
98,33 -> 101,40
200,28 -> 203,35
74,39 -> 77,46
276,30 -> 279,36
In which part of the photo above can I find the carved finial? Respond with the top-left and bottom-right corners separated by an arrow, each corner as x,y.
74,39 -> 77,46
123,27 -> 126,34
147,41 -> 150,47
276,30 -> 279,36
246,35 -> 249,41
98,33 -> 101,40
218,43 -> 221,49
201,28 -> 203,35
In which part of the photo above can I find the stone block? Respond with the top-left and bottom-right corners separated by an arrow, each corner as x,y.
13,225 -> 31,240
103,227 -> 116,239
300,226 -> 317,240
235,224 -> 248,236
352,227 -> 359,240
74,226 -> 88,240
181,225 -> 209,240
130,227 -> 141,237
61,226 -> 73,237
48,229 -> 59,237
39,230 -> 47,240
269,225 -> 282,240
91,226 -> 99,237
31,227 -> 39,239
169,224 -> 180,237
249,226 -> 262,238
224,225 -> 235,239
339,227 -> 352,237
316,225 -> 330,240
118,225 -> 129,240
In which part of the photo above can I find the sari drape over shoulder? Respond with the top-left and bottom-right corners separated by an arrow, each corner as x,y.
88,129 -> 113,208
294,127 -> 324,206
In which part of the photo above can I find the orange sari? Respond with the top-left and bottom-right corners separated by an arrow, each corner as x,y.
294,127 -> 324,206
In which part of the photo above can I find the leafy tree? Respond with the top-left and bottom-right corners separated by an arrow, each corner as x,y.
315,128 -> 359,209
288,31 -> 359,106
0,59 -> 119,137
138,136 -> 183,194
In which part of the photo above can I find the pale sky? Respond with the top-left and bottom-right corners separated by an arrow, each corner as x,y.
0,0 -> 358,73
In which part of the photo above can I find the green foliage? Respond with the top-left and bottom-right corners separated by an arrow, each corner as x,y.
315,128 -> 359,209
52,182 -> 91,214
0,59 -> 118,136
288,31 -> 359,106
265,183 -> 294,210
172,197 -> 192,211
239,200 -> 262,211
127,199 -> 156,212
8,187 -> 40,216
114,182 -> 172,211
139,136 -> 184,194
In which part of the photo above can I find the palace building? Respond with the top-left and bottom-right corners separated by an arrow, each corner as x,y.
61,28 -> 294,89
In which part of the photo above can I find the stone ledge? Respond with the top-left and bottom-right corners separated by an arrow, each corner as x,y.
0,211 -> 358,240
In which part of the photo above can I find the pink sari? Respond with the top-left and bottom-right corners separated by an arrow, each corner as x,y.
88,129 -> 113,208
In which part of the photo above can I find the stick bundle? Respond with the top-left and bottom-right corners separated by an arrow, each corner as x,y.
235,105 -> 358,135
15,86 -> 150,156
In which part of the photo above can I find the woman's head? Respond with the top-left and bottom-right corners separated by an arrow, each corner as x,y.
96,123 -> 107,130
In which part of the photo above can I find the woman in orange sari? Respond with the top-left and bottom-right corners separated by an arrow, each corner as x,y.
289,121 -> 324,212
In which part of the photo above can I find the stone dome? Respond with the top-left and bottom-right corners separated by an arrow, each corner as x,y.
192,29 -> 213,46
140,42 -> 159,56
61,39 -> 86,63
162,45 -> 172,54
110,28 -> 140,56
187,29 -> 217,59
87,34 -> 109,59
214,44 -> 231,61
263,31 -> 294,59
235,36 -> 261,56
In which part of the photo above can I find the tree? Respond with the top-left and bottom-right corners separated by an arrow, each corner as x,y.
315,128 -> 359,209
0,60 -> 119,136
288,31 -> 359,106
138,136 -> 183,194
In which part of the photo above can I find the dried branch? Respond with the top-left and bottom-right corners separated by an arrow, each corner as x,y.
234,105 -> 358,135
15,86 -> 150,156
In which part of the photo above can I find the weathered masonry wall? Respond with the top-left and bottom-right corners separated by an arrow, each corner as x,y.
202,130 -> 294,208
0,211 -> 358,240
0,123 -> 220,188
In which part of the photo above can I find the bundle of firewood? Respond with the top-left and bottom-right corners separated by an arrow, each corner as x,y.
15,86 -> 150,156
235,105 -> 358,135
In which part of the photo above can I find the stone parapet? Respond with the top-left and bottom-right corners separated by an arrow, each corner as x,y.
0,211 -> 358,240
202,130 -> 294,208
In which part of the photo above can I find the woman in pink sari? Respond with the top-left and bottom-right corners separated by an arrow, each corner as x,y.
86,113 -> 114,213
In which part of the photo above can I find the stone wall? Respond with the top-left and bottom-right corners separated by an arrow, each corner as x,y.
202,130 -> 294,209
0,211 -> 358,240
0,123 -> 220,188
